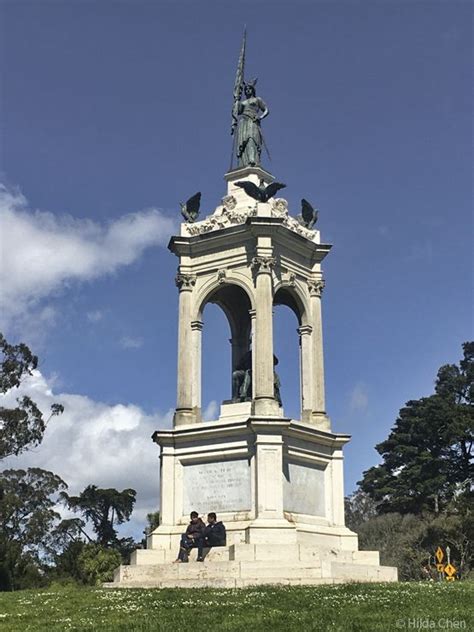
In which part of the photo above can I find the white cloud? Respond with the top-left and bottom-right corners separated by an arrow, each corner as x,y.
202,400 -> 218,421
0,184 -> 176,333
119,336 -> 144,350
86,310 -> 104,323
349,382 -> 369,412
1,370 -> 173,539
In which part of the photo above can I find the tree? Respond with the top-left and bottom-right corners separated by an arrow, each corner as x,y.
0,468 -> 67,590
356,512 -> 431,581
61,485 -> 137,547
359,342 -> 473,515
0,333 -> 64,459
140,511 -> 160,548
75,544 -> 121,585
344,489 -> 378,532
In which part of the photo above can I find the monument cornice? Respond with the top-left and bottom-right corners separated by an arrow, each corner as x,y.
224,165 -> 275,184
152,418 -> 251,447
168,221 -> 332,266
286,420 -> 351,448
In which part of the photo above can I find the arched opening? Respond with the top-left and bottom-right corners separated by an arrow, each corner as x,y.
200,283 -> 253,418
273,287 -> 304,420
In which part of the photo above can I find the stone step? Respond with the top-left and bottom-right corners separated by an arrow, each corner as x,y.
110,545 -> 397,588
131,546 -> 231,565
330,562 -> 397,582
115,559 -> 323,584
132,543 -> 326,565
321,549 -> 380,566
105,577 -> 349,589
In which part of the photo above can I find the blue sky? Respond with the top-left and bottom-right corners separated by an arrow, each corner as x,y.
1,1 -> 472,536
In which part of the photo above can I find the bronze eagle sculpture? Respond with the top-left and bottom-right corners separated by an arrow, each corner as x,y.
235,180 -> 286,203
299,198 -> 318,229
180,192 -> 201,223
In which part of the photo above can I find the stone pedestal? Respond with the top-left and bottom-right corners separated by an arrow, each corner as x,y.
108,413 -> 397,587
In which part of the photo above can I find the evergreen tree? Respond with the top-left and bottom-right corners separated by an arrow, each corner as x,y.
359,342 -> 473,514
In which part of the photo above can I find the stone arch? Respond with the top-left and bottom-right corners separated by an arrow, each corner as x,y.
195,274 -> 255,322
273,283 -> 309,326
273,284 -> 311,419
194,281 -> 254,415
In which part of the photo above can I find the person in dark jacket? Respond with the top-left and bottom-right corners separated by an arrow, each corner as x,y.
174,511 -> 206,563
197,513 -> 227,560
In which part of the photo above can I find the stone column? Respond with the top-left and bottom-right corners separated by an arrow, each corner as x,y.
174,273 -> 196,426
330,447 -> 345,526
191,319 -> 203,422
158,447 -> 175,526
308,278 -> 330,428
249,309 -> 256,399
297,325 -> 313,423
251,256 -> 279,416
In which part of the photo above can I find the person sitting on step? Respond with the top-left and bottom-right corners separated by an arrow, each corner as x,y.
174,511 -> 206,563
196,512 -> 227,561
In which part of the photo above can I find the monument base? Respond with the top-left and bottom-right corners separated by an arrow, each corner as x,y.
106,540 -> 397,588
107,414 -> 397,588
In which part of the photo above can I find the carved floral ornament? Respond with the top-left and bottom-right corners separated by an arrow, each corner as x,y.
285,272 -> 296,287
251,255 -> 276,273
307,278 -> 325,297
183,196 -> 316,241
175,273 -> 196,291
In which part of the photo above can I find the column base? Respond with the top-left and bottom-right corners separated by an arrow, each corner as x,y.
173,409 -> 198,426
309,412 -> 331,431
252,397 -> 281,416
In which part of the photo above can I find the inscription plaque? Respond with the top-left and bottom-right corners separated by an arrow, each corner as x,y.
283,459 -> 326,517
183,459 -> 251,515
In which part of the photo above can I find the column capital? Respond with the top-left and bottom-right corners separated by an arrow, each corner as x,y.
175,273 -> 196,291
307,278 -> 325,297
251,255 -> 276,274
297,324 -> 313,336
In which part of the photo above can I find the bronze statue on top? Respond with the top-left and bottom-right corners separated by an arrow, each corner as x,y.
233,79 -> 269,168
230,31 -> 269,168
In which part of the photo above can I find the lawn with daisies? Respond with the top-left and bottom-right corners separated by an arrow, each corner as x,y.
0,582 -> 472,632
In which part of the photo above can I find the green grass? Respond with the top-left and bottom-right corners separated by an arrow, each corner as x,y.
0,582 -> 472,632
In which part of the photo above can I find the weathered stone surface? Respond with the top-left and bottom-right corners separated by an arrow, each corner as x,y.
107,551 -> 397,588
183,459 -> 251,515
283,460 -> 325,517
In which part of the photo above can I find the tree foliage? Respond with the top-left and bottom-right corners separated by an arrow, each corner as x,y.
344,489 -> 378,532
0,334 -> 139,591
348,343 -> 474,580
0,468 -> 68,590
359,342 -> 473,515
61,485 -> 137,547
76,544 -> 122,585
0,333 -> 64,459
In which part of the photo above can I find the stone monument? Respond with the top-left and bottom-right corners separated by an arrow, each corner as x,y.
109,33 -> 397,588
